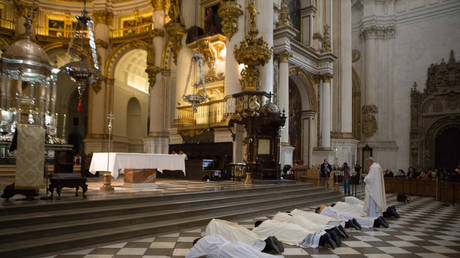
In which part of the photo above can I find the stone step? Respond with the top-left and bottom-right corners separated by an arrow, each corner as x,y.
0,190 -> 336,243
0,192 -> 342,258
0,185 -> 319,227
0,182 -> 314,216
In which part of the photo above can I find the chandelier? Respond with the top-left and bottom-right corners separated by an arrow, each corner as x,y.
182,52 -> 209,112
64,0 -> 100,111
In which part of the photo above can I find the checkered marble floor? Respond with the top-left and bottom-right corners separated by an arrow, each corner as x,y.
47,194 -> 460,258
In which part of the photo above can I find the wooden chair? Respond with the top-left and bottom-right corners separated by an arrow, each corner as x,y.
48,150 -> 87,199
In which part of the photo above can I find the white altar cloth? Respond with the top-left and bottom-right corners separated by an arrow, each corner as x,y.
89,153 -> 186,179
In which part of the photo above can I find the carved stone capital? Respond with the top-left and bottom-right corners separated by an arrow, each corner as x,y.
278,50 -> 291,63
360,25 -> 395,40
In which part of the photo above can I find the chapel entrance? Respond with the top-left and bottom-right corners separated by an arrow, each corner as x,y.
435,126 -> 460,170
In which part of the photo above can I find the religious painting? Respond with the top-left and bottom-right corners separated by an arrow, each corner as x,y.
289,79 -> 302,163
204,3 -> 222,36
48,19 -> 64,37
285,0 -> 300,29
123,19 -> 137,35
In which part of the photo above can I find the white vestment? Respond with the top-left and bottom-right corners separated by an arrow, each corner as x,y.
273,212 -> 325,232
334,201 -> 365,217
320,206 -> 375,229
291,209 -> 345,227
205,219 -> 266,251
364,162 -> 387,216
186,235 -> 280,258
252,219 -> 324,248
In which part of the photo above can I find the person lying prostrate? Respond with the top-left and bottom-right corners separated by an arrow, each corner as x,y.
272,212 -> 348,246
318,205 -> 388,229
291,208 -> 345,228
185,235 -> 281,258
206,219 -> 266,251
252,218 -> 336,249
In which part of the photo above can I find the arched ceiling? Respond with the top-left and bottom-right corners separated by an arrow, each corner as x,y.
114,49 -> 148,93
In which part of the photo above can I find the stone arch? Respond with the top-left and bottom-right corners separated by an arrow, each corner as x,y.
352,68 -> 361,140
288,66 -> 318,112
127,97 -> 143,142
423,115 -> 460,168
104,40 -> 149,79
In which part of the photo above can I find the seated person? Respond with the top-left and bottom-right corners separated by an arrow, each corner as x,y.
186,235 -> 280,258
252,218 -> 337,249
205,219 -> 283,254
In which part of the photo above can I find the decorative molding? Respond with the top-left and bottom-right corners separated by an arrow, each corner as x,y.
360,24 -> 395,40
92,10 -> 114,26
95,39 -> 108,49
352,49 -> 360,63
277,0 -> 292,27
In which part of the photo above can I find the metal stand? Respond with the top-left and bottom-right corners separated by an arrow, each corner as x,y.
100,113 -> 114,192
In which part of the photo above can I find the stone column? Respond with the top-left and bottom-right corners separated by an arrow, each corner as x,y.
144,8 -> 169,154
278,51 -> 290,144
0,74 -> 9,109
320,77 -> 331,149
84,7 -> 112,154
340,0 -> 352,133
256,0 -> 274,94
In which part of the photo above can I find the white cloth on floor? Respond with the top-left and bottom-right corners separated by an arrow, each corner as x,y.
368,197 -> 382,217
320,206 -> 375,229
252,219 -> 324,248
334,201 -> 365,217
364,162 -> 387,216
291,209 -> 345,227
205,219 -> 266,251
345,196 -> 365,206
185,235 -> 280,258
273,212 -> 325,232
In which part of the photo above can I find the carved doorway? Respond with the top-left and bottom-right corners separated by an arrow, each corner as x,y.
435,126 -> 460,170
289,78 -> 302,163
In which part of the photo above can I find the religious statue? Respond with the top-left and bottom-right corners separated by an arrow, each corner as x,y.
362,105 -> 378,138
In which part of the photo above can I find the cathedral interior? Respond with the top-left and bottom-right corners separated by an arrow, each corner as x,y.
0,0 -> 459,257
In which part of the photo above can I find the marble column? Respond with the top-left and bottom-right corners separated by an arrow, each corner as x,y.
320,77 -> 331,149
224,0 -> 245,98
302,110 -> 315,167
340,0 -> 352,134
0,74 -> 9,109
256,0 -> 274,94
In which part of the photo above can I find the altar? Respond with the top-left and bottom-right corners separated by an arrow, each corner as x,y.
89,153 -> 186,179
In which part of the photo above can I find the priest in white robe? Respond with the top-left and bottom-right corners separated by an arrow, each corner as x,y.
362,157 -> 387,217
186,234 -> 281,258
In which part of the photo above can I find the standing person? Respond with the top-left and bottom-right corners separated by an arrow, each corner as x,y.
361,157 -> 387,217
342,162 -> 351,196
320,159 -> 332,191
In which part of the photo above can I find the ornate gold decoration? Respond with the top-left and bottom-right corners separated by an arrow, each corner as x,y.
145,65 -> 161,87
187,34 -> 226,83
313,24 -> 331,53
234,0 -> 273,91
362,104 -> 378,138
95,39 -> 108,49
218,0 -> 243,40
151,0 -> 166,11
91,75 -> 106,93
92,10 -> 114,25
277,0 -> 292,27
164,0 -> 185,64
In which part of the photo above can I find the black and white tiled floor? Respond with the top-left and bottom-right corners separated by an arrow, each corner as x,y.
47,194 -> 460,258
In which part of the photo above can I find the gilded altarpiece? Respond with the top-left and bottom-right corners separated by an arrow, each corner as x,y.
410,51 -> 460,169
